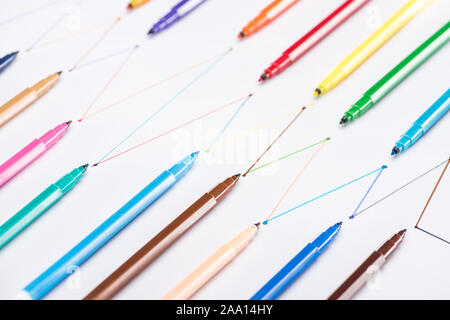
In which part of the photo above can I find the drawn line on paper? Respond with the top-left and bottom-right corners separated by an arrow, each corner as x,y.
415,158 -> 449,227
353,158 -> 449,218
243,106 -> 307,177
349,165 -> 387,219
0,0 -> 64,26
78,45 -> 139,122
82,50 -> 230,121
263,165 -> 386,225
247,137 -> 330,174
69,17 -> 121,72
263,142 -> 328,222
30,19 -> 116,51
205,94 -> 253,152
93,48 -> 233,166
93,95 -> 249,166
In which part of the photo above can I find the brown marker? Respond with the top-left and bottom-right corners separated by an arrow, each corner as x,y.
0,71 -> 62,127
84,174 -> 241,300
328,229 -> 406,300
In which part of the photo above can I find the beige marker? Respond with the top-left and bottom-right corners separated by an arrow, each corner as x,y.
0,71 -> 61,127
163,224 -> 259,300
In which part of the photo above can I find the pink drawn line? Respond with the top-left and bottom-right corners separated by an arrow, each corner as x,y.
78,45 -> 139,122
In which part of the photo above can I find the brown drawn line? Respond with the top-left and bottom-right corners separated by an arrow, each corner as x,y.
415,157 -> 450,228
243,106 -> 307,177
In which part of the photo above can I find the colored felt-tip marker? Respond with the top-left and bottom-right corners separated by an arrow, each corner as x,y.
0,71 -> 62,127
148,0 -> 208,35
392,89 -> 450,155
127,0 -> 150,10
314,0 -> 431,97
328,229 -> 406,300
84,173 -> 240,300
259,0 -> 370,82
341,22 -> 450,125
163,223 -> 259,300
21,152 -> 198,300
239,0 -> 301,39
251,222 -> 341,300
0,165 -> 87,250
0,121 -> 71,188
0,51 -> 19,74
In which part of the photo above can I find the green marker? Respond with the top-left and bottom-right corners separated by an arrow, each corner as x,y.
0,164 -> 88,249
341,21 -> 450,124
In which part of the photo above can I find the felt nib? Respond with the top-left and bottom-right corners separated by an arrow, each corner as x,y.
340,116 -> 348,125
313,89 -> 321,97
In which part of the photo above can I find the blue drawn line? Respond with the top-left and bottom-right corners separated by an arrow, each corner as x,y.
263,165 -> 385,225
205,93 -> 253,152
96,48 -> 233,164
349,165 -> 387,219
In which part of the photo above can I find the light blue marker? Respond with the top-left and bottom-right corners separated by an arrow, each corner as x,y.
250,222 -> 342,300
392,89 -> 450,155
22,152 -> 199,300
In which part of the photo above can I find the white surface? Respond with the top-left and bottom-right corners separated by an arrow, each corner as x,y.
0,0 -> 449,300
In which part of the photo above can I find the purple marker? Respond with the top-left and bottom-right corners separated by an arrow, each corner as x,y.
147,0 -> 208,35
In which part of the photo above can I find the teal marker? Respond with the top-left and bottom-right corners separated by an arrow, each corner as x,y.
392,89 -> 450,155
0,165 -> 88,249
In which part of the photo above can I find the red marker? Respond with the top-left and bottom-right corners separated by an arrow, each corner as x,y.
259,0 -> 370,82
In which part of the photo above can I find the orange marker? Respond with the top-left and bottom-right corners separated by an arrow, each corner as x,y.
127,0 -> 150,10
238,0 -> 301,38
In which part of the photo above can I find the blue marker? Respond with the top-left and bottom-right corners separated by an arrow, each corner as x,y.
22,152 -> 199,300
148,0 -> 208,35
392,89 -> 450,155
0,51 -> 19,73
250,222 -> 342,300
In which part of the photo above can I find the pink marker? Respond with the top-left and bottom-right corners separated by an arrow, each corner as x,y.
0,121 -> 71,188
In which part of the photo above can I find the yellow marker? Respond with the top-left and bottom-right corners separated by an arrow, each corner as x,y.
127,0 -> 150,10
315,0 -> 431,96
0,72 -> 61,127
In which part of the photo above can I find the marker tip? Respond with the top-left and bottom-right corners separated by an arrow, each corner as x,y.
313,89 -> 321,97
391,147 -> 400,156
259,73 -> 267,82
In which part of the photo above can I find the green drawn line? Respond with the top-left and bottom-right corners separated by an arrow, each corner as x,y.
247,137 -> 330,174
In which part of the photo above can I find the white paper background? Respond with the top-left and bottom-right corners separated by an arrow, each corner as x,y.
0,0 -> 449,300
